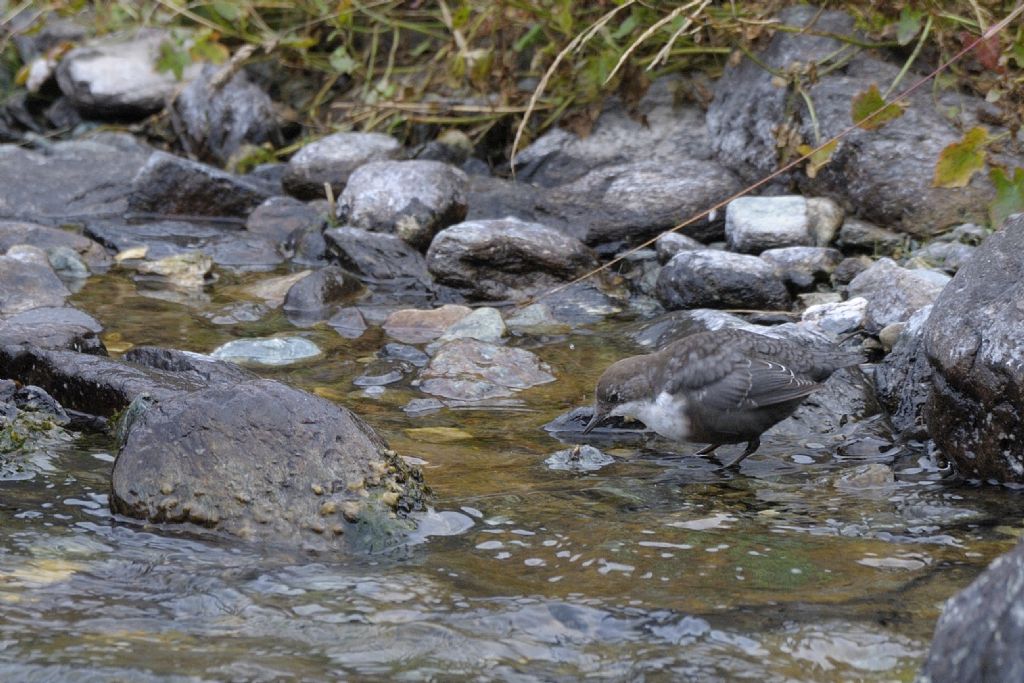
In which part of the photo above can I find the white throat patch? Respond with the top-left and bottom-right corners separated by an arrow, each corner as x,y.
611,391 -> 690,441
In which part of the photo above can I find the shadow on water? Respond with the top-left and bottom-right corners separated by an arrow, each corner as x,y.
0,271 -> 1020,680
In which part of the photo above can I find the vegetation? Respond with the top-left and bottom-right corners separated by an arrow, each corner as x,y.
1,1 -> 1022,218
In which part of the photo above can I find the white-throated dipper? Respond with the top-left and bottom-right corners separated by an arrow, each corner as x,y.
582,328 -> 864,469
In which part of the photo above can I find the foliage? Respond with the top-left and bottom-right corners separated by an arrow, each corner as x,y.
0,0 -> 1021,225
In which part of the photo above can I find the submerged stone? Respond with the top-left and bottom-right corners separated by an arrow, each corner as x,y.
210,337 -> 321,366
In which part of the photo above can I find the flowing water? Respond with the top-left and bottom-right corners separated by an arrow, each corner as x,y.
1,268 -> 1022,682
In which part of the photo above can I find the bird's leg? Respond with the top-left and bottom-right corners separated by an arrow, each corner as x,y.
715,438 -> 761,471
694,443 -> 720,456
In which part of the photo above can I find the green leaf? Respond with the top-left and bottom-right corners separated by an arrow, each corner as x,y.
933,127 -> 988,188
513,24 -> 542,52
1011,31 -> 1024,68
329,46 -> 357,75
190,36 -> 229,64
156,39 -> 189,80
851,84 -> 904,130
797,140 -> 838,179
612,14 -> 637,41
989,167 -> 1024,227
211,0 -> 240,22
896,8 -> 923,46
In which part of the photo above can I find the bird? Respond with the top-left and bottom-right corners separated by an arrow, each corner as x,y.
582,328 -> 864,469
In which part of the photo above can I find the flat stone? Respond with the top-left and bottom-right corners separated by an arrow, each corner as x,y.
0,306 -> 105,354
837,217 -> 907,256
324,226 -> 431,289
245,196 -> 326,246
327,307 -> 368,339
656,249 -> 791,311
800,297 -> 868,337
435,307 -> 506,344
0,220 -> 110,271
210,337 -> 321,366
383,304 -> 472,344
282,266 -> 363,319
505,303 -> 570,335
419,338 -> 555,401
283,131 -> 403,200
240,271 -> 311,307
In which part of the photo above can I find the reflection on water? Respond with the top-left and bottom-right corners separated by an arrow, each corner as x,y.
0,270 -> 1019,680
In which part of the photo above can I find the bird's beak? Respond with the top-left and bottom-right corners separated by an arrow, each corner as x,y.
582,409 -> 605,435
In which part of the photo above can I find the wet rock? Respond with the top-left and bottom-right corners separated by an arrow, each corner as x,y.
847,258 -> 948,333
920,539 -> 1024,683
324,226 -> 432,289
383,304 -> 471,344
47,246 -> 90,280
378,343 -> 429,368
210,336 -> 321,367
874,305 -> 932,439
87,219 -> 283,271
656,249 -> 790,311
426,218 -> 595,301
0,345 -> 208,416
240,270 -> 311,308
134,252 -> 213,288
282,266 -> 363,323
831,463 -> 895,491
545,445 -> 615,472
0,134 -> 151,225
541,281 -> 625,327
419,338 -> 555,401
0,220 -> 111,271
505,303 -> 570,335
283,132 -> 403,200
707,6 -> 1018,235
0,381 -> 76,479
0,306 -> 105,354
127,151 -> 272,218
837,218 -> 907,256
923,215 -> 1024,482
515,77 -> 715,187
204,301 -> 269,325
656,232 -> 705,264
539,159 -> 742,251
172,64 -> 279,165
327,307 -> 367,339
245,196 -> 326,246
726,196 -> 840,253
908,241 -> 976,274
760,246 -> 842,291
354,359 -> 412,387
800,297 -> 867,337
543,406 -> 648,448
123,346 -> 257,386
110,379 -> 427,552
0,250 -> 70,314
338,160 -> 468,250
435,307 -> 506,344
56,29 -> 203,118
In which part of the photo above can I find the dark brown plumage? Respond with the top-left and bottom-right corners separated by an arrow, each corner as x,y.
583,328 -> 863,468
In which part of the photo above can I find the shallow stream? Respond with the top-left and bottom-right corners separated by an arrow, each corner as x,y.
1,268 -> 1021,681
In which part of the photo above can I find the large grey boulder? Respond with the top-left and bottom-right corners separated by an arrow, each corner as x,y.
923,214 -> 1024,482
426,218 -> 595,301
919,540 -> 1024,683
56,29 -> 203,118
110,379 -> 428,551
283,132 -> 403,200
656,249 -> 791,311
0,134 -> 151,225
706,6 -> 1021,235
539,158 -> 742,250
338,160 -> 468,250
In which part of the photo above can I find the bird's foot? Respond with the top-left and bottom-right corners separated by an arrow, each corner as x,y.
713,438 -> 760,472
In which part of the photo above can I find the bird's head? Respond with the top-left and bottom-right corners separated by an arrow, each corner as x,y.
582,354 -> 654,434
